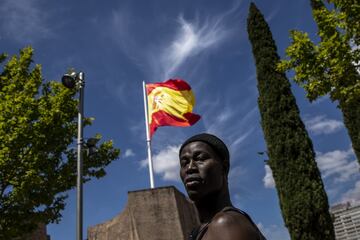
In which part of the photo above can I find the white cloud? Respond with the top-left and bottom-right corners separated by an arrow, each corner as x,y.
263,165 -> 275,188
0,0 -> 52,42
202,104 -> 258,160
257,223 -> 290,240
312,95 -> 330,104
229,166 -> 247,183
140,145 -> 181,181
341,180 -> 360,203
108,3 -> 240,83
159,15 -> 230,80
203,102 -> 234,135
204,104 -> 257,139
154,0 -> 242,82
231,127 -> 255,148
110,8 -> 139,62
261,147 -> 359,190
316,148 -> 359,183
265,6 -> 281,23
124,149 -> 135,158
305,115 -> 343,135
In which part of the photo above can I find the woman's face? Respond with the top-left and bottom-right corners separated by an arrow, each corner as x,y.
179,141 -> 225,202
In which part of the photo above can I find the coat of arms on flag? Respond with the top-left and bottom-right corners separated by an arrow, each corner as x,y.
145,79 -> 201,138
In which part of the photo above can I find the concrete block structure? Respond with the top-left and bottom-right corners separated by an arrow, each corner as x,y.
88,186 -> 200,240
330,202 -> 360,240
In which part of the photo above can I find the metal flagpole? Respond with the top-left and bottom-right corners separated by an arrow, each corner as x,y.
143,81 -> 155,189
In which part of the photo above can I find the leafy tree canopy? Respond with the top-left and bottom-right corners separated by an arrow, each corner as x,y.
278,0 -> 360,104
0,47 -> 120,239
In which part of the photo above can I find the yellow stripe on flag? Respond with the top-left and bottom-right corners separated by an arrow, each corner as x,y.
147,86 -> 195,124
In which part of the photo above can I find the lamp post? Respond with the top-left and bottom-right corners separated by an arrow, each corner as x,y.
62,70 -> 85,240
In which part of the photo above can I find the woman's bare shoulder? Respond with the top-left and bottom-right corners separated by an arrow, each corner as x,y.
202,211 -> 260,240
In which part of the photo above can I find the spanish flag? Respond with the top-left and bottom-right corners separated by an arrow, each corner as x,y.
146,79 -> 201,138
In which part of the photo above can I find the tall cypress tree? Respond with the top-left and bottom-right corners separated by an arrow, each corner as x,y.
247,3 -> 335,240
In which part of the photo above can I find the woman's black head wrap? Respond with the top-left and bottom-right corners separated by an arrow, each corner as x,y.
179,133 -> 230,175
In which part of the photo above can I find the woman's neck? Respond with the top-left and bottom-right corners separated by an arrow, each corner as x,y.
194,187 -> 233,223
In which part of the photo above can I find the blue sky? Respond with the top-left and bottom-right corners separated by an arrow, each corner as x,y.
1,0 -> 359,239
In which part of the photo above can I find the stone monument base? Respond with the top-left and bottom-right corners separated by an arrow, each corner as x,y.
88,186 -> 199,240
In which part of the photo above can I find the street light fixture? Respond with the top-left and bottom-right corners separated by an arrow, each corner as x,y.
61,70 -> 85,240
61,71 -> 78,89
85,137 -> 100,156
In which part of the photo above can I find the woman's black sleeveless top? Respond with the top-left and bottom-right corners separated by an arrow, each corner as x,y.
188,207 -> 266,240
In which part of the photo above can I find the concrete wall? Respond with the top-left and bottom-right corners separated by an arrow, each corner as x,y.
88,186 -> 199,240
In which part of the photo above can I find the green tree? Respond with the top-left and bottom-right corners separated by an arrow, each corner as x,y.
278,0 -> 360,163
247,3 -> 335,240
0,47 -> 120,239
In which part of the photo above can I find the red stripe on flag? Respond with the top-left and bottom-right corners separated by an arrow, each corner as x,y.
146,79 -> 191,94
149,110 -> 201,138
